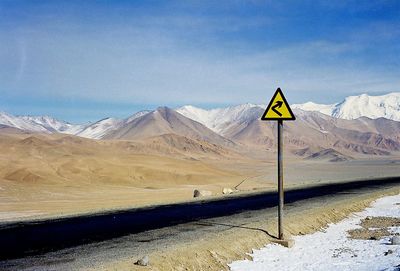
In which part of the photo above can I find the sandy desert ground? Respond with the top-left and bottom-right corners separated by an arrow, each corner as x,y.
0,132 -> 399,222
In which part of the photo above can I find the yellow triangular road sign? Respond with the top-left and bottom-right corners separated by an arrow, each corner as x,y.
261,88 -> 295,121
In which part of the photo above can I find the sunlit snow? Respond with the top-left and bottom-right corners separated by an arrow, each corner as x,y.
229,194 -> 400,271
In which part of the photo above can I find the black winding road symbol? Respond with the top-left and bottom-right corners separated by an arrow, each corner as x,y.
271,101 -> 283,116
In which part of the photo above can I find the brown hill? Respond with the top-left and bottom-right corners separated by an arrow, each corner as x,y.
223,109 -> 400,157
111,133 -> 239,159
104,107 -> 235,147
0,124 -> 28,134
0,133 -> 243,186
305,148 -> 353,162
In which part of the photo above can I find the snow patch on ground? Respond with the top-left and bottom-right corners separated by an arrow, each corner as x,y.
229,194 -> 400,271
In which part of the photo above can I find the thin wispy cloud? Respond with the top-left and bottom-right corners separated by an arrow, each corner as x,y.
0,0 -> 399,122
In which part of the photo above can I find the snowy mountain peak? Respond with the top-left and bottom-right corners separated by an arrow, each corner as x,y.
293,92 -> 400,121
125,110 -> 151,123
20,115 -> 73,132
176,105 -> 212,126
177,103 -> 263,134
292,101 -> 336,116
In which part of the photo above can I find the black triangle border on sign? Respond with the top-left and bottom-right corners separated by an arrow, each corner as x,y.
261,88 -> 296,121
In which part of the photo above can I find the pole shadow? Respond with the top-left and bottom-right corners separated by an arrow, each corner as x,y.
195,221 -> 278,240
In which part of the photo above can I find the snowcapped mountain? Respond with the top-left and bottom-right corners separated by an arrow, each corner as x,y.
291,102 -> 335,116
2,92 -> 400,142
125,110 -> 151,123
177,103 -> 264,134
0,110 -> 151,139
19,115 -> 84,134
75,110 -> 151,139
0,112 -> 48,132
0,112 -> 84,134
76,118 -> 123,139
292,92 -> 400,121
104,106 -> 234,146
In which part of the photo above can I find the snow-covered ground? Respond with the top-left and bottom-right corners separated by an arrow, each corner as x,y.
229,194 -> 400,271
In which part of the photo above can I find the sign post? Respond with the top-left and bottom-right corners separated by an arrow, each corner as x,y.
261,88 -> 295,240
277,119 -> 283,239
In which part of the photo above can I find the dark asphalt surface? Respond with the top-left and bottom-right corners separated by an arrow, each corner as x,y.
1,177 -> 400,263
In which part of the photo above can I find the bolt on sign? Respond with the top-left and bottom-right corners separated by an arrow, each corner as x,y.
261,87 -> 295,240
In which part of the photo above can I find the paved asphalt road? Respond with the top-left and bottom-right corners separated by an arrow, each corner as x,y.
0,176 -> 400,268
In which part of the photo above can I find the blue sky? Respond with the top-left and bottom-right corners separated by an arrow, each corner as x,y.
0,0 -> 399,123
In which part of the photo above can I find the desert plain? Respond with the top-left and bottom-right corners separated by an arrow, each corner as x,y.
0,127 -> 399,222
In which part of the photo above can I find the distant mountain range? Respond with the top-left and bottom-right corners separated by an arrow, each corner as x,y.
1,92 -> 400,161
292,92 -> 400,121
0,112 -> 82,134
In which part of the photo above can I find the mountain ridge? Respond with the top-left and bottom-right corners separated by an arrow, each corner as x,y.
3,92 -> 400,138
103,107 -> 235,147
292,92 -> 400,121
1,92 -> 400,160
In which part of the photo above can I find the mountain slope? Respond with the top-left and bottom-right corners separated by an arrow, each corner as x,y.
305,148 -> 352,162
177,104 -> 263,134
0,124 -> 28,134
73,110 -> 152,139
104,107 -> 235,146
220,108 -> 400,156
116,133 -> 238,158
76,118 -> 123,139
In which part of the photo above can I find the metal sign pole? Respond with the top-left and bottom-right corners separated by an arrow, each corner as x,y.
261,87 -> 295,243
277,119 -> 284,240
